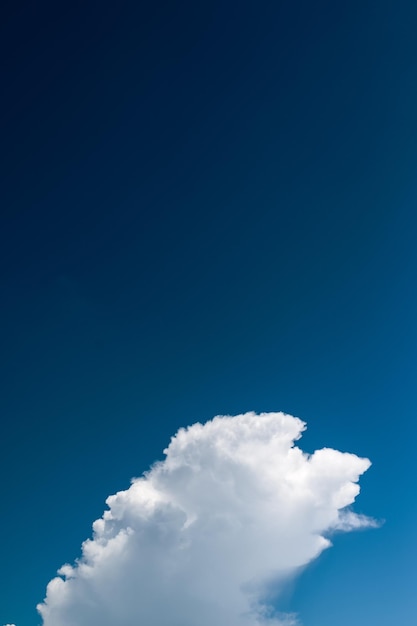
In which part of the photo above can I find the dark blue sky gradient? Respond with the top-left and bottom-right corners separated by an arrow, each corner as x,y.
1,2 -> 416,624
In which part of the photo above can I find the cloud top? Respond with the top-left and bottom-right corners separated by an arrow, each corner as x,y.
38,412 -> 373,625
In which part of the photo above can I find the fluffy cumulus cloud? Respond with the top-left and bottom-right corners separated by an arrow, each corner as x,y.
38,412 -> 374,626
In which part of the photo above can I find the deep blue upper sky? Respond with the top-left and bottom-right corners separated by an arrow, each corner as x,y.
1,1 -> 416,624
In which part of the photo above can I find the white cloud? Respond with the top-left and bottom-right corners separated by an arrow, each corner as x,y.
38,412 -> 374,625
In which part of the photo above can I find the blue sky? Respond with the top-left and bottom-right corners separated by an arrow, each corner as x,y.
1,1 -> 416,624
